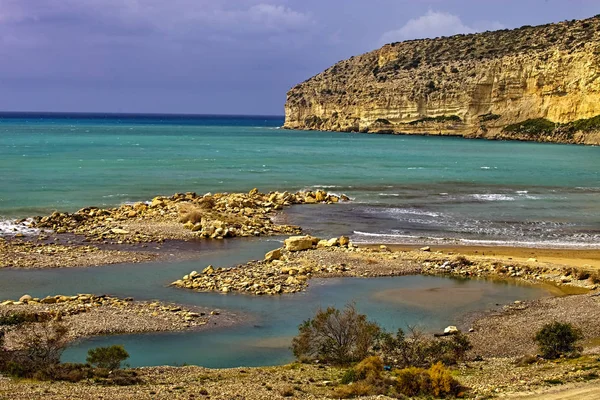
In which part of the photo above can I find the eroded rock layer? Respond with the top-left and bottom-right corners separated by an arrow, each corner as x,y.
284,16 -> 600,144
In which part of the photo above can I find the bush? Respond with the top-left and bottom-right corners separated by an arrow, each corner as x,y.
353,356 -> 383,382
535,322 -> 582,359
380,327 -> 472,368
429,362 -> 461,397
503,118 -> 556,136
292,304 -> 381,365
333,381 -> 376,398
395,366 -> 431,397
12,322 -> 69,372
87,345 -> 130,370
0,322 -> 69,378
0,311 -> 51,326
395,363 -> 461,398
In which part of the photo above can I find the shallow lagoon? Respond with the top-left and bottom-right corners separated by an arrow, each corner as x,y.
0,238 -> 550,368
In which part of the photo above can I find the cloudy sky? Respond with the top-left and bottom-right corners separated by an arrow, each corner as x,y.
0,0 -> 597,115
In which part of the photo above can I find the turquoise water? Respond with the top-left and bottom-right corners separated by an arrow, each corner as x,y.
0,238 -> 548,368
0,115 -> 600,247
0,113 -> 580,367
1,113 -> 598,246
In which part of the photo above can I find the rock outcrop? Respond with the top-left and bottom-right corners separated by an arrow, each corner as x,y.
284,16 -> 600,144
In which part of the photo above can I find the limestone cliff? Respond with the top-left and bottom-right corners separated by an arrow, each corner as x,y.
284,16 -> 600,144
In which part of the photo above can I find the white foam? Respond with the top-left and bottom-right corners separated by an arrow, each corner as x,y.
471,194 -> 515,201
0,219 -> 40,237
370,207 -> 441,218
352,231 -> 600,249
378,193 -> 400,197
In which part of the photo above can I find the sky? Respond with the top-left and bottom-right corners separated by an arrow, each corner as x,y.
0,0 -> 598,115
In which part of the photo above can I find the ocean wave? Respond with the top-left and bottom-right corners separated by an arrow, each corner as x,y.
351,230 -> 600,249
470,194 -> 515,201
0,219 -> 40,237
378,193 -> 400,197
367,207 -> 441,218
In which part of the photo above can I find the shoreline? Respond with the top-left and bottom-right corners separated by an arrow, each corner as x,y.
0,294 -> 244,350
369,244 -> 600,269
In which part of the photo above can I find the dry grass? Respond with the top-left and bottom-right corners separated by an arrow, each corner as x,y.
178,204 -> 203,224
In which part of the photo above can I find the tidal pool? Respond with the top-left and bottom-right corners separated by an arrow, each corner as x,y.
0,238 -> 550,368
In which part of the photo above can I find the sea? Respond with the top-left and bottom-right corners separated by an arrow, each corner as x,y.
1,112 -> 599,248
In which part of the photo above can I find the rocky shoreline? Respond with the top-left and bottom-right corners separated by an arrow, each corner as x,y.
172,236 -> 599,297
1,189 -> 347,268
2,195 -> 600,398
0,294 -> 234,348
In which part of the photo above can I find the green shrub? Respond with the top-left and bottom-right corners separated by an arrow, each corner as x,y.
291,304 -> 381,365
340,368 -> 358,384
0,312 -> 50,326
535,322 -> 582,359
379,327 -> 472,368
87,345 -> 130,370
566,114 -> 600,133
503,118 -> 556,136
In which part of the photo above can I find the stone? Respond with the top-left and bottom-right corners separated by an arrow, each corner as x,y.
304,196 -> 317,204
527,258 -> 538,262
284,236 -> 314,252
327,237 -> 339,247
265,248 -> 282,262
339,236 -> 350,246
0,300 -> 14,306
444,326 -> 459,335
202,265 -> 215,274
111,228 -> 129,235
183,221 -> 194,230
420,246 -> 431,252
19,294 -> 33,303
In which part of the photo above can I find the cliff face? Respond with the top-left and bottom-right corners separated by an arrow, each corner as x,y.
284,16 -> 600,144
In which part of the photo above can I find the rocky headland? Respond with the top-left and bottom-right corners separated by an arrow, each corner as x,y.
284,16 -> 600,144
0,189 -> 347,268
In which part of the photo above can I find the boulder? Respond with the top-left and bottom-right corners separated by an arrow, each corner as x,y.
420,246 -> 431,252
19,294 -> 33,303
339,236 -> 350,246
444,326 -> 459,335
284,236 -> 314,252
202,265 -> 215,275
111,228 -> 129,235
327,237 -> 339,247
265,248 -> 282,262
